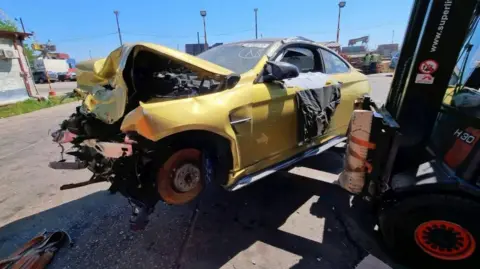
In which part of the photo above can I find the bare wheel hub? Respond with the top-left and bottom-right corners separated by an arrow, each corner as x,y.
172,163 -> 201,192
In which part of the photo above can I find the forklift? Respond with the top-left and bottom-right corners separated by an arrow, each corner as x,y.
343,0 -> 480,268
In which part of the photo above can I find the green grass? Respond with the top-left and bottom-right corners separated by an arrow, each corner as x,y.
0,96 -> 81,118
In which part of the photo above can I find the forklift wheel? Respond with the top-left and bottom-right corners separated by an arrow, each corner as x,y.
379,194 -> 480,269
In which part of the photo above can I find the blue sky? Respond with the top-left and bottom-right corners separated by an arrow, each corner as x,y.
2,0 -> 413,61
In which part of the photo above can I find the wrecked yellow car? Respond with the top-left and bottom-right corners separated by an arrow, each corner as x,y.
50,37 -> 371,229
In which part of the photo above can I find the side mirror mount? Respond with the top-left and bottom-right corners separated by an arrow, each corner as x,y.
225,74 -> 241,89
260,61 -> 299,83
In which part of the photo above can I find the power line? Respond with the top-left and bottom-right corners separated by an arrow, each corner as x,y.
122,28 -> 254,40
54,32 -> 117,44
210,29 -> 253,36
122,32 -> 191,39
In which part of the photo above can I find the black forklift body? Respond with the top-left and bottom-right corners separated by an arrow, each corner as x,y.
386,0 -> 478,170
363,0 -> 479,194
351,0 -> 480,267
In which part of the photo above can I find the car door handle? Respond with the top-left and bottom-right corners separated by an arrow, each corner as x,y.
230,118 -> 252,125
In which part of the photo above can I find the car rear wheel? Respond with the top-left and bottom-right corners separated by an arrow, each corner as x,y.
38,78 -> 44,84
156,148 -> 205,205
379,194 -> 480,269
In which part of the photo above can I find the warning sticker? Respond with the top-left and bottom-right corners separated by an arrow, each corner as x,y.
415,74 -> 435,84
419,59 -> 439,74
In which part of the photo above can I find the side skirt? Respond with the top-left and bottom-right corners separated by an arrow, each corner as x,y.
228,136 -> 347,191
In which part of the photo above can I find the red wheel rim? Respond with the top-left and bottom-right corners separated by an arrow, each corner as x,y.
414,220 -> 476,260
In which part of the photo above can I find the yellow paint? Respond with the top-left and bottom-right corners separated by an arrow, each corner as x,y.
81,42 -> 371,187
444,86 -> 456,105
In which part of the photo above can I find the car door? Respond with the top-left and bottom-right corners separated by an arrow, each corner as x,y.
318,48 -> 370,134
236,45 -> 324,169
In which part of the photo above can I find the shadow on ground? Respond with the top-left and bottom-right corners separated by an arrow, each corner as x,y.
0,150 -> 397,269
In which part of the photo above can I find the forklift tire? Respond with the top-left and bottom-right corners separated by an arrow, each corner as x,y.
379,194 -> 480,269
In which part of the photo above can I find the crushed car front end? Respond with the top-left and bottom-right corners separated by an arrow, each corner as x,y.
49,43 -> 238,229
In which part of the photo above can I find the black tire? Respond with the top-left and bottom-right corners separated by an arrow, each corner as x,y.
379,194 -> 480,269
38,78 -> 44,84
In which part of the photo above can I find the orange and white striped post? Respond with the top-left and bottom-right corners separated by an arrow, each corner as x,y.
45,70 -> 56,97
338,110 -> 374,194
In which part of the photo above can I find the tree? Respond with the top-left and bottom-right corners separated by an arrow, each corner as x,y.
0,18 -> 17,32
0,17 -> 37,64
23,45 -> 35,64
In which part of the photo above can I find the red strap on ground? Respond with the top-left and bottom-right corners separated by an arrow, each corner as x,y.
0,231 -> 70,269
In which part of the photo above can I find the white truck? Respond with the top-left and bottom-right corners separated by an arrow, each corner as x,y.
33,59 -> 69,74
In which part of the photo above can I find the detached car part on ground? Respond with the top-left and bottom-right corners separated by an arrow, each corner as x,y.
49,38 -> 371,229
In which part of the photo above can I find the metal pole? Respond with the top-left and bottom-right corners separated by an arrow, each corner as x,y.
202,16 -> 208,50
336,6 -> 341,43
392,30 -> 395,44
19,18 -> 26,33
89,49 -> 92,59
197,32 -> 200,44
113,11 -> 123,46
254,8 -> 258,39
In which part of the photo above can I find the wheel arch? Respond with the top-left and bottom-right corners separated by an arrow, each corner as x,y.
154,129 -> 236,186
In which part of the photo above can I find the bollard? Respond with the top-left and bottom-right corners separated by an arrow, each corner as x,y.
338,110 -> 374,194
46,71 -> 56,97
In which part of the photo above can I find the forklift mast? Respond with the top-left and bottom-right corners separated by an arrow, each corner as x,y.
338,1 -> 480,267
385,0 -> 479,170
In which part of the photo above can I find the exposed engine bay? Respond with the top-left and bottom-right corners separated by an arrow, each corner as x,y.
128,49 -> 221,103
49,45 -> 229,230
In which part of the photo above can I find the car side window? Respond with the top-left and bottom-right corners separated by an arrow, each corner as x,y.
279,48 -> 316,73
319,48 -> 350,74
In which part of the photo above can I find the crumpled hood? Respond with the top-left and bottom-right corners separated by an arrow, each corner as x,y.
76,43 -> 234,124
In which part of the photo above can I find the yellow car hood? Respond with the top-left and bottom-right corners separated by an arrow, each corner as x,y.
76,43 -> 234,123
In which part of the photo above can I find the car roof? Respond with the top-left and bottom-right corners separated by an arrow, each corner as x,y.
225,37 -> 331,58
229,36 -> 317,45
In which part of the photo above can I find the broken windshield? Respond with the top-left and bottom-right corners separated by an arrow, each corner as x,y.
197,42 -> 273,74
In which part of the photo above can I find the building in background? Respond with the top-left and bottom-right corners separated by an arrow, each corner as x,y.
0,30 -> 36,105
341,46 -> 367,55
185,42 -> 223,56
376,44 -> 399,58
319,41 -> 341,52
185,43 -> 206,56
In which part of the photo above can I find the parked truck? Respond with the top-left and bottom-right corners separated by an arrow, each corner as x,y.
33,59 -> 69,80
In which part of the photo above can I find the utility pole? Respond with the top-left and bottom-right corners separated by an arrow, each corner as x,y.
113,10 -> 123,46
15,17 -> 26,33
392,30 -> 395,44
254,8 -> 258,39
89,49 -> 92,59
200,10 -> 208,50
336,1 -> 346,43
197,32 -> 200,44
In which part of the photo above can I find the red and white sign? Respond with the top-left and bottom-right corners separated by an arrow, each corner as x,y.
419,59 -> 439,74
415,73 -> 435,84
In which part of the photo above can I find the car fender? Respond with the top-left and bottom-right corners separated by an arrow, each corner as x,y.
120,94 -> 246,171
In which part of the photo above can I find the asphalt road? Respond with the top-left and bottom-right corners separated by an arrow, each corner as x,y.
34,81 -> 77,97
0,74 -> 397,269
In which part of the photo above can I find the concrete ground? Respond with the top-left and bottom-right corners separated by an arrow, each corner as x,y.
0,74 -> 398,269
34,81 -> 77,97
